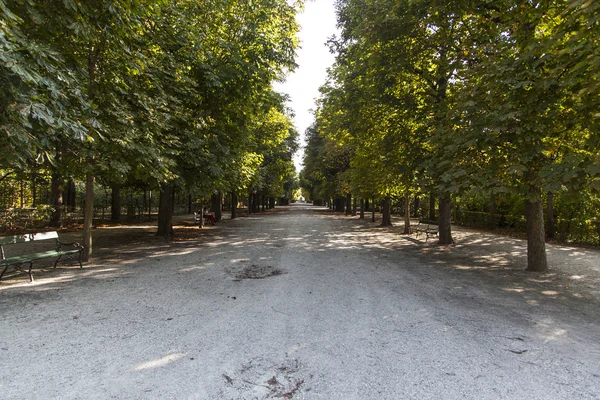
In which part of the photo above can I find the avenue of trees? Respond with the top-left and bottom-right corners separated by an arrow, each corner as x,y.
301,0 -> 600,271
1,0 -> 302,259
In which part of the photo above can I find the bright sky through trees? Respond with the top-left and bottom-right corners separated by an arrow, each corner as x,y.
274,0 -> 339,171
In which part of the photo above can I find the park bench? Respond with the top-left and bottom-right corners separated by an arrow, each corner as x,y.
0,231 -> 84,282
236,208 -> 249,217
194,211 -> 215,226
412,220 -> 439,241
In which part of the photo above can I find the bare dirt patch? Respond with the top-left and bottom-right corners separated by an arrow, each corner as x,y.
234,264 -> 283,280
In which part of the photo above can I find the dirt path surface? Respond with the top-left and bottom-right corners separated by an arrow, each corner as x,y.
1,204 -> 599,399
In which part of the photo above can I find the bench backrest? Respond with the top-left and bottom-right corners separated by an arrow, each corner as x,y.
0,231 -> 59,245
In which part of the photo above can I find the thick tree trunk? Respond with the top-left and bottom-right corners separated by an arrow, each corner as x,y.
365,199 -> 370,211
546,192 -> 555,239
188,193 -> 192,215
50,170 -> 63,227
380,197 -> 392,226
403,191 -> 411,234
82,173 -> 94,262
359,198 -> 365,219
269,197 -> 275,209
371,199 -> 375,222
345,193 -> 352,215
148,190 -> 152,219
68,179 -> 76,212
171,185 -> 176,213
212,192 -> 222,222
231,193 -> 238,219
429,194 -> 436,222
111,184 -> 121,220
157,182 -> 174,237
526,188 -> 549,272
334,197 -> 344,213
262,194 -> 266,212
438,193 -> 453,244
489,192 -> 497,230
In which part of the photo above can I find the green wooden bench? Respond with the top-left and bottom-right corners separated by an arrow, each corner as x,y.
412,220 -> 439,241
0,232 -> 84,282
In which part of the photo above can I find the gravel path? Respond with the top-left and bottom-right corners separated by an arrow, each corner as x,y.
1,204 -> 599,399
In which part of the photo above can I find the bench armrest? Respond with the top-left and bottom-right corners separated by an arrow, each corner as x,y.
56,240 -> 84,251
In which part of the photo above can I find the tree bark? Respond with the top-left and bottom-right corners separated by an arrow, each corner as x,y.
353,196 -> 357,216
231,192 -> 238,219
546,192 -> 555,239
111,184 -> 121,220
157,182 -> 174,237
380,197 -> 392,226
526,188 -> 549,272
371,199 -> 375,222
188,193 -> 192,215
49,170 -> 63,227
345,193 -> 352,215
20,180 -> 25,208
212,192 -> 222,222
82,173 -> 94,262
438,192 -> 453,244
359,198 -> 365,219
429,194 -> 436,221
488,192 -> 497,230
403,191 -> 411,234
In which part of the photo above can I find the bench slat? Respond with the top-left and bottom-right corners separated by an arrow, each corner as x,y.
0,248 -> 81,266
0,231 -> 59,245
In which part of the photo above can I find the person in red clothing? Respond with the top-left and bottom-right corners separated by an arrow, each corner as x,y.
203,207 -> 215,225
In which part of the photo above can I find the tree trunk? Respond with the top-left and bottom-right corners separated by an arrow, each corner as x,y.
345,193 -> 352,215
171,185 -> 176,213
403,191 -> 411,234
353,196 -> 357,216
262,194 -> 266,212
111,184 -> 121,220
188,193 -> 192,214
380,197 -> 392,226
546,192 -> 555,239
359,198 -> 365,219
371,199 -> 375,222
49,170 -> 63,228
148,190 -> 152,219
365,199 -> 370,211
20,180 -> 25,208
231,192 -> 238,219
526,188 -> 549,272
429,194 -> 436,221
82,173 -> 94,262
68,179 -> 76,212
438,193 -> 453,244
489,192 -> 497,230
157,182 -> 174,237
212,192 -> 222,222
